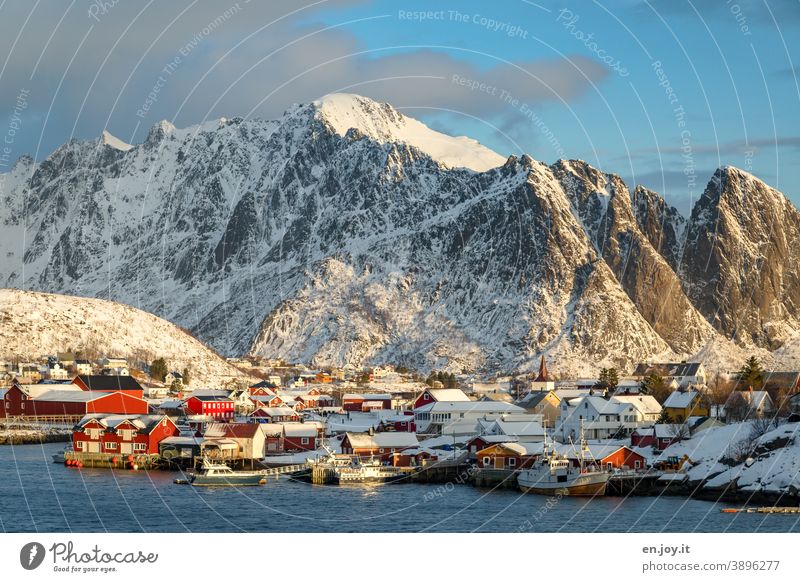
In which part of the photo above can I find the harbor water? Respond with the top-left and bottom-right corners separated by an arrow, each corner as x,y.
1,443 -> 797,533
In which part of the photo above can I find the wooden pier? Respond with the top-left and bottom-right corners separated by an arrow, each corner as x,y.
64,451 -> 161,470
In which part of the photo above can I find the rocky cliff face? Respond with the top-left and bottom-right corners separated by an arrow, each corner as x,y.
681,167 -> 800,350
0,94 -> 796,374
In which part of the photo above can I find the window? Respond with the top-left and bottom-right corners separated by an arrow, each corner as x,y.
76,441 -> 85,451
482,457 -> 491,467
105,442 -> 118,450
508,457 -> 516,467
134,443 -> 146,452
379,448 -> 385,453
300,437 -> 309,445
634,460 -> 641,469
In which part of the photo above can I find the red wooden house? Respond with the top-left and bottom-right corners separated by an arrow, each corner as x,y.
412,388 -> 470,409
466,435 -> 516,458
2,383 -> 148,418
378,413 -> 416,433
281,423 -> 320,452
476,442 -> 540,470
185,394 -> 235,420
73,375 -> 145,399
249,406 -> 300,423
631,425 -> 684,451
342,393 -> 392,412
73,414 -> 179,454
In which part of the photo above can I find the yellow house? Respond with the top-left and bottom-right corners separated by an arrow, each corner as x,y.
662,390 -> 709,422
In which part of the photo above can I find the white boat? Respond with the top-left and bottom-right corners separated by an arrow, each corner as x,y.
189,458 -> 265,487
308,446 -> 406,484
517,425 -> 609,496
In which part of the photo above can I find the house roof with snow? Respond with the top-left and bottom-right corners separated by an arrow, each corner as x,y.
485,419 -> 545,438
663,390 -> 702,409
35,390 -> 116,402
77,413 -> 168,433
613,394 -> 662,415
281,423 -> 318,437
415,401 -> 524,414
426,388 -> 471,402
344,432 -> 419,449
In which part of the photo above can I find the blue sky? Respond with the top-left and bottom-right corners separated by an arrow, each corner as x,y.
0,0 -> 798,213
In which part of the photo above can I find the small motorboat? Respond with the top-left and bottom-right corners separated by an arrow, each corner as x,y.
188,458 -> 265,487
52,446 -> 72,464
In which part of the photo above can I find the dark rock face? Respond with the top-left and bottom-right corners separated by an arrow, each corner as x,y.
1,96 -> 796,372
551,160 -> 712,354
631,185 -> 687,271
680,167 -> 800,349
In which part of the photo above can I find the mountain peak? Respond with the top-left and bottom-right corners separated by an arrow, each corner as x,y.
145,119 -> 176,144
311,93 -> 505,172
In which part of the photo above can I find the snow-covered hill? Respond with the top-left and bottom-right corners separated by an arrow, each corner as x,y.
0,289 -> 248,387
1,93 -> 797,375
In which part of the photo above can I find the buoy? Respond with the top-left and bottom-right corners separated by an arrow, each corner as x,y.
133,464 -> 138,471
77,462 -> 83,468
128,455 -> 135,462
111,457 -> 118,464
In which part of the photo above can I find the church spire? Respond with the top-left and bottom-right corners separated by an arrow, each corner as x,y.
534,355 -> 551,382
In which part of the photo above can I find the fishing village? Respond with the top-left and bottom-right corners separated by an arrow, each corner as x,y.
3,353 -> 800,509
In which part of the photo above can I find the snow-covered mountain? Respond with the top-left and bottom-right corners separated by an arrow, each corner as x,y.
0,289 -> 248,386
1,93 -> 797,375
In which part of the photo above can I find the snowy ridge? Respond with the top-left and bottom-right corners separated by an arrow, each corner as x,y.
0,289 -> 249,387
313,93 -> 506,172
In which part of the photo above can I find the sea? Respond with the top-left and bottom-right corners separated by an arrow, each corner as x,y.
1,443 -> 798,533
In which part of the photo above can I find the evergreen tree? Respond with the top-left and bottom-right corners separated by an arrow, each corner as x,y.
182,367 -> 191,386
596,367 -> 619,391
738,356 -> 765,389
150,358 -> 168,382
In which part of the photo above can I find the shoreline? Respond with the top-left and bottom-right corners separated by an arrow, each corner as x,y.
0,431 -> 72,446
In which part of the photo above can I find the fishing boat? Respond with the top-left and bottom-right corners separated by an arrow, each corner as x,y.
307,446 -> 407,485
188,458 -> 265,487
517,424 -> 609,496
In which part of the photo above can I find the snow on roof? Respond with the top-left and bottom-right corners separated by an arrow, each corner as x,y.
281,423 -> 318,437
426,388 -> 470,402
613,394 -> 662,415
415,401 -> 524,414
493,442 -> 544,456
313,93 -> 505,172
35,389 -> 113,402
345,431 -> 419,449
491,419 -> 545,437
663,390 -> 700,409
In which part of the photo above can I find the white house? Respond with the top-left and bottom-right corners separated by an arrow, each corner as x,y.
74,359 -> 93,376
612,395 -> 662,422
556,395 -> 653,442
414,401 -> 526,435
